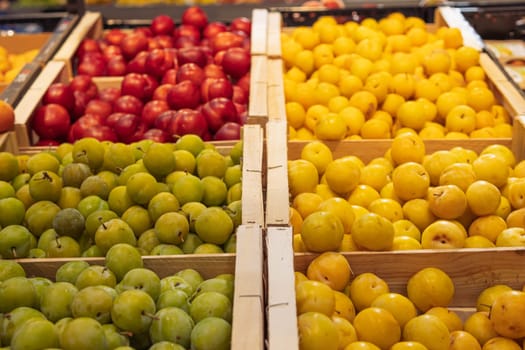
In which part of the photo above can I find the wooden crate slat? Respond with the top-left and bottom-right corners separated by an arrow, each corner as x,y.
232,224 -> 265,350
267,227 -> 298,350
241,124 -> 265,226
53,11 -> 104,79
265,119 -> 289,226
434,6 -> 484,50
267,12 -> 282,58
251,9 -> 269,56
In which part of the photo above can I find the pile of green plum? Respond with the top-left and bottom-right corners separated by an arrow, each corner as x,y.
0,134 -> 243,258
0,253 -> 234,350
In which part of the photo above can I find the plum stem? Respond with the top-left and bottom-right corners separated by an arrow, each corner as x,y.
11,247 -> 17,258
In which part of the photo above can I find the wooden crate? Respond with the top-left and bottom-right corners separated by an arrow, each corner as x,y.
14,224 -> 264,350
0,33 -> 52,94
266,226 -> 525,350
0,131 -> 18,153
265,6 -> 525,123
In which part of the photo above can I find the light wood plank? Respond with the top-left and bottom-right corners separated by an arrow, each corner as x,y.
294,248 -> 525,307
232,225 -> 264,350
53,12 -> 104,79
287,138 -> 513,164
267,227 -> 298,350
250,9 -> 268,56
251,55 -> 268,84
248,81 -> 268,122
241,125 -> 265,226
436,6 -> 484,50
265,119 -> 290,226
17,254 -> 235,280
267,12 -> 282,58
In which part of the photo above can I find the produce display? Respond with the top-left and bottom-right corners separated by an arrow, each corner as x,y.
31,6 -> 251,145
281,13 -> 513,140
0,258 -> 234,350
0,135 -> 242,259
295,252 -> 525,350
289,133 -> 524,252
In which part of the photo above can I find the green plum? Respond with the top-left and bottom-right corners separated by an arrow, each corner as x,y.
194,207 -> 234,245
0,260 -> 25,281
57,186 -> 82,209
107,185 -> 135,216
75,265 -> 117,290
26,152 -> 60,176
105,243 -> 144,282
196,150 -> 227,179
102,323 -> 130,349
181,233 -> 203,254
28,170 -> 63,202
189,291 -> 232,323
174,269 -> 204,293
85,209 -> 119,238
55,260 -> 90,285
126,172 -> 159,205
173,149 -> 196,174
24,200 -> 61,237
190,317 -> 231,350
171,173 -> 203,205
0,306 -> 45,345
147,192 -> 180,223
40,282 -> 78,322
52,207 -> 85,239
59,317 -> 106,350
137,228 -> 160,254
122,205 -> 152,237
175,134 -> 205,157
61,162 -> 92,188
0,277 -> 36,313
193,243 -> 224,254
117,268 -> 161,301
118,162 -> 148,186
79,175 -> 110,199
0,224 -> 33,258
71,285 -> 115,324
0,152 -> 19,181
143,142 -> 176,178
150,244 -> 184,256
149,307 -> 194,347
156,289 -> 190,312
111,289 -> 156,334
77,195 -> 109,218
102,142 -> 135,174
11,318 -> 59,350
46,236 -> 81,258
72,137 -> 105,172
200,176 -> 227,207
94,218 -> 137,254
154,212 -> 189,245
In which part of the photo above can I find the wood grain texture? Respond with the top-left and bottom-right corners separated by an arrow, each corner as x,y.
251,9 -> 268,56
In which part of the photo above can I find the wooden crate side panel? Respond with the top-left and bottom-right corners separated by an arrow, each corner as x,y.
513,116 -> 525,161
267,12 -> 282,58
294,249 -> 525,307
17,254 -> 235,280
266,227 -> 298,350
0,131 -> 18,153
53,12 -> 104,78
232,225 -> 265,350
251,9 -> 269,56
265,119 -> 290,226
241,124 -> 265,226
287,138 -> 513,163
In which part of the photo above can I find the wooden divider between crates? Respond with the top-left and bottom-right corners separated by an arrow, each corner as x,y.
232,224 -> 265,350
251,9 -> 269,56
52,11 -> 104,79
241,124 -> 265,226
